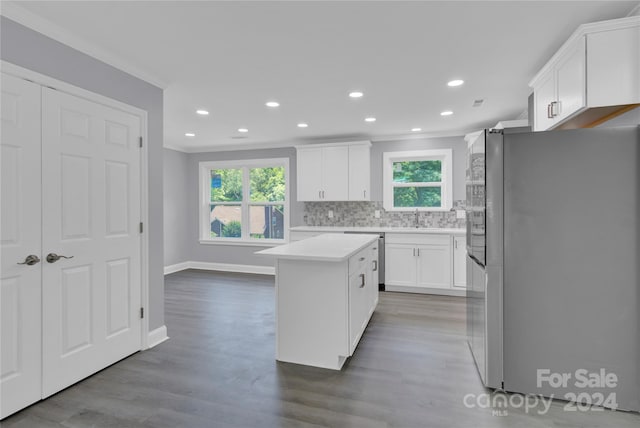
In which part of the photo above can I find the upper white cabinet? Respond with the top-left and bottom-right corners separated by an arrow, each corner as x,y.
530,16 -> 640,131
296,141 -> 371,201
348,144 -> 371,201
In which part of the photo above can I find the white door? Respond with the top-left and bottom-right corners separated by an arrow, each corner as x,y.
41,88 -> 142,397
348,145 -> 370,201
0,74 -> 43,418
453,236 -> 467,288
296,147 -> 323,201
416,244 -> 451,289
384,244 -> 417,287
321,146 -> 349,201
533,72 -> 557,131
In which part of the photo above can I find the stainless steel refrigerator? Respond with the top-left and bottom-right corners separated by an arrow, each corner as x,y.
466,126 -> 639,412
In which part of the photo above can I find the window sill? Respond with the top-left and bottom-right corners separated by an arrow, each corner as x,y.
383,207 -> 453,212
199,239 -> 286,248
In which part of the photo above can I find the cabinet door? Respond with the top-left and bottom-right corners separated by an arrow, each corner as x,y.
348,144 -> 370,201
556,37 -> 586,122
296,147 -> 323,201
322,146 -> 349,201
348,271 -> 367,354
384,244 -> 417,287
587,26 -> 640,107
368,243 -> 379,309
453,236 -> 467,288
416,244 -> 451,289
534,72 -> 557,131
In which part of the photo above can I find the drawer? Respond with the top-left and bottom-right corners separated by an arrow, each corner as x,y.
386,233 -> 450,246
349,247 -> 368,275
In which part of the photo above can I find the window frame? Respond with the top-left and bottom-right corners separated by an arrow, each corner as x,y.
382,149 -> 453,212
199,158 -> 290,246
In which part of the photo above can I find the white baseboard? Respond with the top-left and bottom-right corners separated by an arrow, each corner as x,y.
164,262 -> 191,275
164,261 -> 275,276
385,285 -> 466,297
147,325 -> 169,349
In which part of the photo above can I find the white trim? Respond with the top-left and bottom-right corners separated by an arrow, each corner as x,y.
0,2 -> 168,89
385,285 -> 466,297
199,158 -> 290,244
147,326 -> 169,349
294,140 -> 371,150
2,61 -> 151,352
163,144 -> 188,153
164,261 -> 275,276
382,149 -> 453,212
164,262 -> 191,275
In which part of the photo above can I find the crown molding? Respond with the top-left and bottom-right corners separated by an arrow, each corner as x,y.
0,1 -> 168,89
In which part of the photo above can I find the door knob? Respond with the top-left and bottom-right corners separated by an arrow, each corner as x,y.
46,253 -> 74,263
17,255 -> 40,266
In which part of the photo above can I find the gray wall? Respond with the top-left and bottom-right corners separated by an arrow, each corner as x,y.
164,149 -> 190,266
174,136 -> 465,267
1,17 -> 165,330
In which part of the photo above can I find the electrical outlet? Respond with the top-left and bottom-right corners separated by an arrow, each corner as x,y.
456,209 -> 466,219
328,210 -> 334,219
374,210 -> 381,218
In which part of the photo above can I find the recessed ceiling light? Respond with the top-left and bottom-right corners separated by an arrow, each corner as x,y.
185,132 -> 195,137
297,123 -> 309,128
365,117 -> 376,122
411,128 -> 422,132
447,79 -> 464,87
440,111 -> 453,116
349,91 -> 364,98
196,109 -> 209,115
238,128 -> 249,133
265,101 -> 280,107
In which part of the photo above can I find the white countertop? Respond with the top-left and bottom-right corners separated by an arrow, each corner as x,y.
256,233 -> 379,262
290,225 -> 465,235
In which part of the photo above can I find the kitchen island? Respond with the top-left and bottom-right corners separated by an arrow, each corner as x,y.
256,233 -> 379,370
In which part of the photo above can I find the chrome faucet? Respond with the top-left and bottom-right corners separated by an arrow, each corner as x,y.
414,208 -> 420,228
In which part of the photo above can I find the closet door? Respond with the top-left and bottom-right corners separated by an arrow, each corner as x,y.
0,74 -> 43,418
41,88 -> 142,397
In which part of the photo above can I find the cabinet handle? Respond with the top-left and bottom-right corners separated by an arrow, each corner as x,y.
359,257 -> 365,261
547,103 -> 553,119
322,190 -> 325,199
359,273 -> 365,288
318,190 -> 322,199
363,190 -> 366,198
550,101 -> 560,118
454,240 -> 457,249
416,248 -> 420,257
373,260 -> 378,272
413,248 -> 416,257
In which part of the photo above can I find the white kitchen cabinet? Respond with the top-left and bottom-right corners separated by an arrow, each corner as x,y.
348,144 -> 371,201
385,234 -> 454,294
296,141 -> 370,201
416,244 -> 451,289
530,16 -> 640,131
453,236 -> 467,288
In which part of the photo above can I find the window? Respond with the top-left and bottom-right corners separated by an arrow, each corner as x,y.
199,159 -> 289,244
382,149 -> 453,211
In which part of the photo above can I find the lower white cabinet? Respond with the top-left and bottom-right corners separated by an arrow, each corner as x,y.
385,233 -> 465,295
453,236 -> 467,288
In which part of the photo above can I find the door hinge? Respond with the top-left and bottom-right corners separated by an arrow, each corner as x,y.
139,222 -> 143,233
140,307 -> 144,319
139,136 -> 143,148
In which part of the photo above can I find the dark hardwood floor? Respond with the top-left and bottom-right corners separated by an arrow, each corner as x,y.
3,269 -> 639,427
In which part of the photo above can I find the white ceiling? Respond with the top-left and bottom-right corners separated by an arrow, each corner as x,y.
5,1 -> 638,151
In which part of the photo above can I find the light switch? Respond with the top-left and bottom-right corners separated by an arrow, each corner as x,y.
374,210 -> 381,218
456,209 -> 466,219
328,210 -> 334,218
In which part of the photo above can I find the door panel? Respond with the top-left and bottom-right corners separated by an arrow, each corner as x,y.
321,146 -> 349,200
41,88 -> 142,397
0,74 -> 42,418
416,244 -> 451,289
384,244 -> 416,287
296,147 -> 323,201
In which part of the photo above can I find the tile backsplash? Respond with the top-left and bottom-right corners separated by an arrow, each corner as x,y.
302,200 -> 466,228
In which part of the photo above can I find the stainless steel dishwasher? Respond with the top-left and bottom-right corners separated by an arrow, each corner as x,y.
343,231 -> 385,291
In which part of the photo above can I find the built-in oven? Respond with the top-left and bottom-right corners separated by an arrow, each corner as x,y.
466,130 -> 486,266
343,231 -> 385,291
